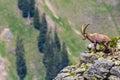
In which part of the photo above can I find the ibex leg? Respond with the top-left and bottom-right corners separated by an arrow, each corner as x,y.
94,42 -> 97,53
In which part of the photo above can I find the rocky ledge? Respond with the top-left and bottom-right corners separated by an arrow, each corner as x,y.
54,52 -> 120,80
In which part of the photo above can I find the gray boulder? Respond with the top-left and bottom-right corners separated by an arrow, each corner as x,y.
110,66 -> 120,78
54,51 -> 120,80
84,58 -> 114,80
74,68 -> 85,74
108,75 -> 120,80
80,52 -> 98,63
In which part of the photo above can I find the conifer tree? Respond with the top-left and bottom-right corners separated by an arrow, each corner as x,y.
22,0 -> 29,18
60,42 -> 69,69
43,33 -> 54,80
29,0 -> 35,17
52,30 -> 61,74
42,30 -> 69,80
33,8 -> 41,30
38,13 -> 48,53
54,29 -> 61,51
41,13 -> 48,33
52,32 -> 69,75
38,31 -> 46,53
18,0 -> 35,18
15,36 -> 27,80
18,0 -> 24,10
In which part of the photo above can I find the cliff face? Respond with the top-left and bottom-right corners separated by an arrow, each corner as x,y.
54,52 -> 120,80
54,50 -> 120,80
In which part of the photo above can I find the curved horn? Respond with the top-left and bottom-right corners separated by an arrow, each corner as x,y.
82,24 -> 90,34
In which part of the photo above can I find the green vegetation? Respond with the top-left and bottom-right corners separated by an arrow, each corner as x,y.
15,36 -> 27,80
69,71 -> 75,77
60,42 -> 69,70
39,0 -> 120,63
110,37 -> 120,47
18,0 -> 24,10
54,29 -> 61,51
35,11 -> 69,80
17,0 -> 35,18
38,13 -> 48,53
43,31 -> 69,80
29,0 -> 35,17
1,0 -> 120,80
0,0 -> 45,80
33,8 -> 41,30
40,0 -> 87,61
0,42 -> 7,57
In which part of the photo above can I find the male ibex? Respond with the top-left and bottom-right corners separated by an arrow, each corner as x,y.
81,24 -> 111,53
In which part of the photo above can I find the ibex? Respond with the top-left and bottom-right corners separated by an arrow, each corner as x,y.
81,24 -> 111,53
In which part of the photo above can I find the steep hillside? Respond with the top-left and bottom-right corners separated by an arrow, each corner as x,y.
0,0 -> 45,80
1,0 -> 120,80
37,0 -> 120,62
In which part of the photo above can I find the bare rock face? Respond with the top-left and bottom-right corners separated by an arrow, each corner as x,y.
109,75 -> 120,80
5,30 -> 13,41
0,28 -> 13,41
97,0 -> 102,4
79,52 -> 98,63
54,42 -> 120,80
54,51 -> 120,80
0,56 -> 8,80
84,58 -> 114,80
0,28 -> 14,55
110,66 -> 120,78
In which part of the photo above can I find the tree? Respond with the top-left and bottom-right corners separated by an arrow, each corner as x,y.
29,0 -> 35,17
52,32 -> 69,75
59,42 -> 69,70
54,29 -> 61,51
38,31 -> 47,53
18,0 -> 24,10
43,33 -> 55,80
22,0 -> 29,18
15,36 -> 27,80
52,30 -> 61,74
33,8 -> 41,30
42,30 -> 69,80
38,13 -> 48,53
41,13 -> 48,33
18,0 -> 35,18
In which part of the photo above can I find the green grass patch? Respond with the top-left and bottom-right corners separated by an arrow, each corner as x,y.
0,42 -> 7,57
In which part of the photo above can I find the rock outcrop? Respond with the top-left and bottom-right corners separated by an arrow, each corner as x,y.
0,28 -> 13,41
54,39 -> 120,80
54,51 -> 120,80
0,56 -> 8,80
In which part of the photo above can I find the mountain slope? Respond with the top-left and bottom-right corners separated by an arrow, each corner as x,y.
1,0 -> 120,80
0,0 -> 45,80
38,0 -> 120,62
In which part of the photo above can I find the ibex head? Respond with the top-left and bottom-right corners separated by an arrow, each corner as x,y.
81,24 -> 90,40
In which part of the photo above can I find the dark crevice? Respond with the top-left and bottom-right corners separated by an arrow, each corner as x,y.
104,64 -> 115,80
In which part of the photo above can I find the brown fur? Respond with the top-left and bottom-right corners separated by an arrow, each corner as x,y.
81,24 -> 111,53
